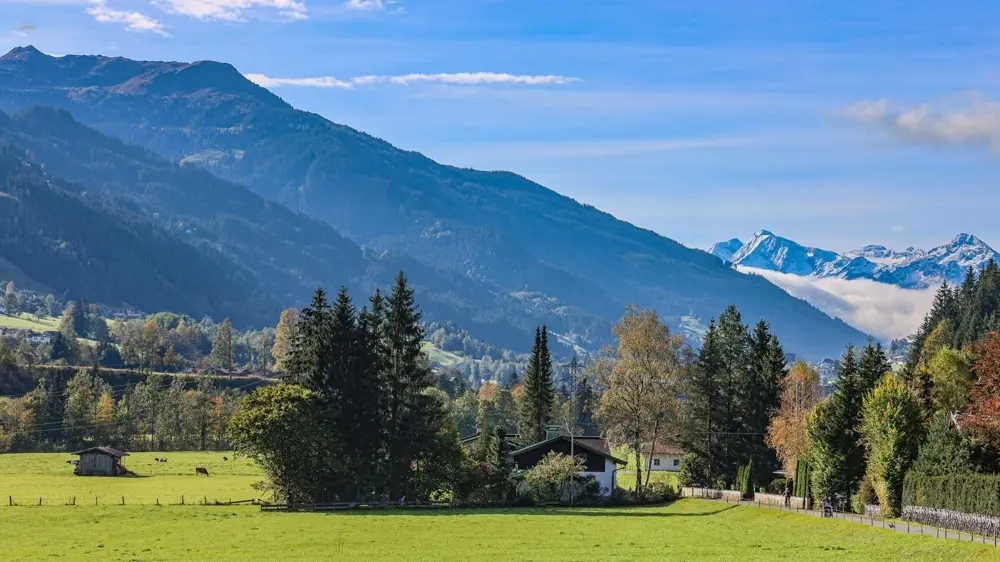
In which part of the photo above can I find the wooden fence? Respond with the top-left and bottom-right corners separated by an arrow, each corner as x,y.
680,487 -> 743,502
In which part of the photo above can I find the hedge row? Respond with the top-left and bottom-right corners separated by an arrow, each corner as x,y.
903,473 -> 1000,517
794,460 -> 811,498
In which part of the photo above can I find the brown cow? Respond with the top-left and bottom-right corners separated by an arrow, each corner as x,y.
195,467 -> 209,476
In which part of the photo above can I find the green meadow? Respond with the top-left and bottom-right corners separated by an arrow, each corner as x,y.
1,452 -> 997,561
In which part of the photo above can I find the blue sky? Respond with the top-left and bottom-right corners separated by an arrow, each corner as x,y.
4,0 -> 1000,252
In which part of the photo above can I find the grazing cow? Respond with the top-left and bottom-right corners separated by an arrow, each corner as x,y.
223,456 -> 228,461
66,460 -> 73,464
195,467 -> 209,476
154,458 -> 161,462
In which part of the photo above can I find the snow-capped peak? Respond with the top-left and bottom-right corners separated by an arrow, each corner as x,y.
708,238 -> 743,262
710,231 -> 1000,289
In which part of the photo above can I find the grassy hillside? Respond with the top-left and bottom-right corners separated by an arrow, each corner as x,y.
0,498 -> 993,561
0,312 -> 57,331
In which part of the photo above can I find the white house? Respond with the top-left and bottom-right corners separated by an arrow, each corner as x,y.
645,443 -> 684,472
511,435 -> 627,495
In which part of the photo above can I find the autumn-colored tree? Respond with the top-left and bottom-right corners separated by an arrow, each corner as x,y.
596,306 -> 687,497
965,332 -> 1000,449
271,308 -> 299,371
767,360 -> 822,473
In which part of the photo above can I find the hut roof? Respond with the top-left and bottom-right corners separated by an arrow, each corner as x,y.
71,446 -> 129,458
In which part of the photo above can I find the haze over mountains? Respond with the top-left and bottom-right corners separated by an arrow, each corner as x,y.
709,230 -> 1000,340
0,46 -> 870,359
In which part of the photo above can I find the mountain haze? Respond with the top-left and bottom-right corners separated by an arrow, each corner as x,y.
0,46 -> 870,358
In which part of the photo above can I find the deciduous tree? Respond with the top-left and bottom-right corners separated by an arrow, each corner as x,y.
860,374 -> 924,517
767,360 -> 822,473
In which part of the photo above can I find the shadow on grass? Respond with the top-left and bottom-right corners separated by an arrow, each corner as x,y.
318,504 -> 739,518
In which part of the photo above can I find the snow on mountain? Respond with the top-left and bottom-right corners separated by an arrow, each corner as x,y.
708,238 -> 742,263
710,231 -> 1000,289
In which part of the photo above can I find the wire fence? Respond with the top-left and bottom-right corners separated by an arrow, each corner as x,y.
704,493 -> 1000,547
5,495 -> 262,507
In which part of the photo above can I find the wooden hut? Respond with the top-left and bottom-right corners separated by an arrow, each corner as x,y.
71,447 -> 129,476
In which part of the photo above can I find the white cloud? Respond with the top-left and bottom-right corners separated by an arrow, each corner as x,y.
839,95 -> 1000,151
344,0 -> 381,9
244,72 -> 579,89
741,267 -> 936,340
157,0 -> 306,21
87,0 -> 169,35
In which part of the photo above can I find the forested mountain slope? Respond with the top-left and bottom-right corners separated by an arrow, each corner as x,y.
0,107 -> 535,347
0,137 -> 260,322
0,46 -> 869,358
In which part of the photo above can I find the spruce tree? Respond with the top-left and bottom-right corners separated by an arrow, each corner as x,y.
289,288 -> 332,392
716,305 -> 749,484
383,271 -> 433,498
519,326 -> 555,443
681,319 -> 725,484
807,345 -> 869,503
744,320 -> 786,482
570,361 -> 597,435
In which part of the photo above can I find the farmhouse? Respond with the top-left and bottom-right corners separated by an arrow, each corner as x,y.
71,446 -> 129,476
511,435 -> 626,495
645,443 -> 685,472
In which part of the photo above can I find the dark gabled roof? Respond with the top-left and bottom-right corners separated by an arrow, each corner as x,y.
71,446 -> 128,457
510,435 -> 627,465
459,430 -> 522,445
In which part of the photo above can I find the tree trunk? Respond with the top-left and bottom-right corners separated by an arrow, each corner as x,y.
644,419 -> 661,490
633,445 -> 643,497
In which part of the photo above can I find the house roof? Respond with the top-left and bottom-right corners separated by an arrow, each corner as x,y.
71,446 -> 129,458
649,443 -> 685,456
459,431 -> 522,445
510,435 -> 627,465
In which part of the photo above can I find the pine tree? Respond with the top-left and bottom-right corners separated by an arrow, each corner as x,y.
519,326 -> 555,443
858,340 -> 892,392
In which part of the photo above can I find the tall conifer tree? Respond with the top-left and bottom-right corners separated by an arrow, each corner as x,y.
520,326 -> 555,443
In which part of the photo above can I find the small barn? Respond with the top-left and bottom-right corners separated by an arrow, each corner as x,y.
71,447 -> 129,476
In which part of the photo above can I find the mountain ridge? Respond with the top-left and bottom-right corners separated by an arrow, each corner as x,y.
713,230 -> 1000,288
0,46 -> 870,359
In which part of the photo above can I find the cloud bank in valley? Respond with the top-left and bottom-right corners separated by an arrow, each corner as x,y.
740,267 -> 936,341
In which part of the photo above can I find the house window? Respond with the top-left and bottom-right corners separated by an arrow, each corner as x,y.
653,458 -> 660,467
672,459 -> 680,467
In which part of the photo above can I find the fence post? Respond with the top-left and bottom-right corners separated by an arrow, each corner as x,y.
181,496 -> 184,505
72,497 -> 76,506
38,497 -> 41,506
8,496 -> 11,506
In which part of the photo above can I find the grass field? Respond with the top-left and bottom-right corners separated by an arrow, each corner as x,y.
1,499 -> 997,561
2,453 -> 998,561
0,312 -> 59,331
0,452 -> 263,506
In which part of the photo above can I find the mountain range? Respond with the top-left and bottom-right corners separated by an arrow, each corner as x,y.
712,230 -> 999,289
0,46 -> 869,359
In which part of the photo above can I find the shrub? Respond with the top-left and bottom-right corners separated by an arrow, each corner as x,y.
734,459 -> 754,499
645,480 -> 678,503
523,452 -> 584,503
769,478 -> 788,495
678,452 -> 710,487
